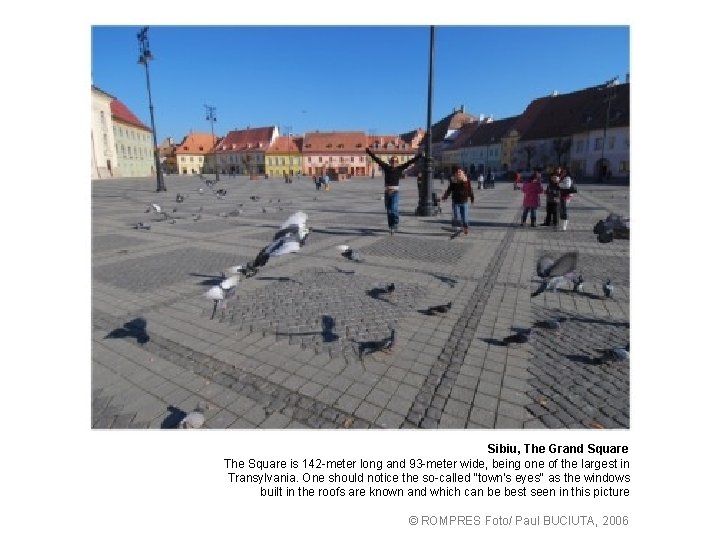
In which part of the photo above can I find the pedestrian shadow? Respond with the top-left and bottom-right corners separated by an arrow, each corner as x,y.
427,272 -> 457,288
161,406 -> 187,428
104,317 -> 150,345
481,338 -> 509,347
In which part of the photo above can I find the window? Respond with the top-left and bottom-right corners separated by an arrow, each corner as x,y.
594,138 -> 602,150
619,161 -> 630,173
307,157 -> 311,163
181,156 -> 186,162
102,133 -> 109,152
190,156 -> 194,162
575,140 -> 584,153
100,111 -> 106,128
199,156 -> 203,162
121,145 -> 126,158
609,136 -> 615,150
350,157 -> 355,163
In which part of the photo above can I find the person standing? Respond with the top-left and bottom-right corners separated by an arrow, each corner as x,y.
477,171 -> 485,190
365,148 -> 422,234
520,171 -> 543,226
558,168 -> 575,231
441,164 -> 475,235
541,172 -> 561,227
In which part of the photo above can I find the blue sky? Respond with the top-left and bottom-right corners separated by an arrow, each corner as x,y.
91,25 -> 629,142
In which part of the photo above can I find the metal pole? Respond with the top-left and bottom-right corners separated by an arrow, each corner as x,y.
205,105 -> 219,182
137,27 -> 166,192
417,25 -> 435,217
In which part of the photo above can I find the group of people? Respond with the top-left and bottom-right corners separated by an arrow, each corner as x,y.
519,166 -> 576,230
365,149 -> 576,235
312,174 -> 331,191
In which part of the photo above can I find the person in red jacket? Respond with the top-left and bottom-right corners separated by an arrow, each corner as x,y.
520,171 -> 543,226
441,164 -> 475,235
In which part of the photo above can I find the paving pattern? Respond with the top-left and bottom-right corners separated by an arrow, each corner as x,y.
92,174 -> 630,429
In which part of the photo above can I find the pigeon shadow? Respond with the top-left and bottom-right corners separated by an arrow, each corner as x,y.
161,406 -> 187,428
482,338 -> 509,347
332,266 -> 356,275
427,273 -> 457,288
104,317 -> 150,345
367,287 -> 392,303
555,289 -> 603,300
320,315 -> 339,343
256,276 -> 300,284
566,354 -> 603,366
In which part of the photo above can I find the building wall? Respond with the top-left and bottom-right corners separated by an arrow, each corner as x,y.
177,153 -> 205,175
91,90 -> 117,179
113,122 -> 155,177
265,154 -> 302,177
570,126 -> 629,178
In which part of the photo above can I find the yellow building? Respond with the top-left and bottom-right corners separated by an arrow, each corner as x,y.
174,132 -> 217,175
265,136 -> 303,177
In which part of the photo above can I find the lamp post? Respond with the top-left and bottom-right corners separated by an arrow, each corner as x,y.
283,125 -> 292,177
416,25 -> 436,217
204,104 -> 220,183
136,26 -> 166,192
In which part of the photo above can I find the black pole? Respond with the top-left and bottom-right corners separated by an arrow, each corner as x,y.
417,25 -> 436,217
137,27 -> 166,192
205,105 -> 219,183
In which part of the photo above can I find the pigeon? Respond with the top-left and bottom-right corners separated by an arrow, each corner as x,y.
572,275 -> 584,293
197,188 -> 204,194
502,329 -> 532,345
337,245 -> 364,262
192,214 -> 202,222
598,230 -> 614,243
205,276 -> 237,319
359,329 -> 396,359
250,196 -> 260,201
602,344 -> 629,362
426,302 -> 452,315
176,194 -> 185,203
243,212 -> 310,277
179,404 -> 206,428
603,279 -> 614,298
216,189 -> 227,196
532,251 -> 580,297
219,212 -> 228,218
146,203 -> 168,220
223,265 -> 245,278
534,317 -> 567,330
133,222 -> 151,230
262,207 -> 267,213
384,283 -> 396,294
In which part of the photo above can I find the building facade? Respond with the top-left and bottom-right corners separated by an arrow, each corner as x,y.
265,136 -> 303,177
110,99 -> 155,178
302,131 -> 368,178
215,126 -> 278,176
174,132 -> 217,175
91,86 -> 118,179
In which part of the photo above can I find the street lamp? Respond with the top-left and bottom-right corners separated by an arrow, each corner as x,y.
136,26 -> 166,192
283,125 -> 292,177
204,104 -> 220,183
416,25 -> 436,217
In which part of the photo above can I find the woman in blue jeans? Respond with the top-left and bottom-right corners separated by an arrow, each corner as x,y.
441,165 -> 475,234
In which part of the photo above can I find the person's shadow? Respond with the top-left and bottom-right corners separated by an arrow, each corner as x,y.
104,317 -> 150,345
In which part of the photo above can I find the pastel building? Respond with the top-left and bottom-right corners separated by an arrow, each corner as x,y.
265,136 -> 303,177
365,133 -> 422,177
174,132 -> 217,175
215,126 -> 278,176
302,131 -> 368,178
91,85 -> 118,179
111,99 -> 155,178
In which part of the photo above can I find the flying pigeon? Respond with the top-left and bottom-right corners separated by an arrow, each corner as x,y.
502,329 -> 532,345
223,265 -> 245,278
603,279 -> 614,298
243,212 -> 310,277
531,251 -> 580,297
426,302 -> 452,315
337,245 -> 364,262
358,329 -> 396,359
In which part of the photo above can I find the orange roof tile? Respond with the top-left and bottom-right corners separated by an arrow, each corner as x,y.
175,132 -> 218,154
266,136 -> 303,154
302,131 -> 367,153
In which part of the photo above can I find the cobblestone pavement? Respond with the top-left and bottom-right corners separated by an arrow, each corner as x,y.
92,175 -> 630,429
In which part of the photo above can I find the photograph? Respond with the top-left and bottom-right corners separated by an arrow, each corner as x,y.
91,25 -> 630,430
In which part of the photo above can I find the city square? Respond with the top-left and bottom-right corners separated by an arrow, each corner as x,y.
92,174 -> 629,429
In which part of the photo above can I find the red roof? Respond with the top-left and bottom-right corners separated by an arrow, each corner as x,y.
266,136 -> 304,154
110,99 -> 150,131
216,126 -> 276,153
175,132 -> 218,155
302,131 -> 367,153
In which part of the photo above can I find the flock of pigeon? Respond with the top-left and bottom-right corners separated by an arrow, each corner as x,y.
127,176 -> 627,427
506,250 -> 628,364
